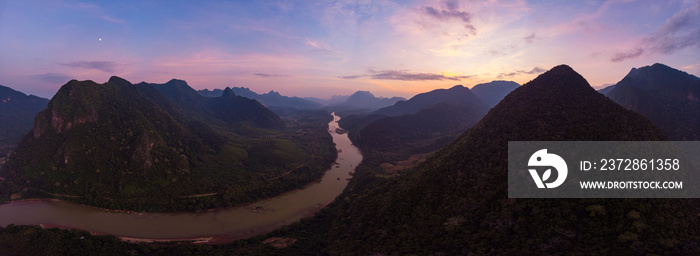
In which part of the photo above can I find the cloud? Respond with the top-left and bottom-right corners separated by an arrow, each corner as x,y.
305,39 -> 334,55
30,73 -> 73,83
419,0 -> 476,36
497,67 -> 546,78
611,48 -> 645,62
59,61 -> 120,73
340,69 -> 473,81
339,75 -> 363,79
254,73 -> 288,78
524,33 -> 538,43
523,67 -> 546,74
102,15 -> 126,24
611,1 -> 700,62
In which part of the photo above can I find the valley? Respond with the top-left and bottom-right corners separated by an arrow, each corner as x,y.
0,113 -> 361,243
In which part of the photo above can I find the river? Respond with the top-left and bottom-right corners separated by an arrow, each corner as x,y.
0,112 -> 361,243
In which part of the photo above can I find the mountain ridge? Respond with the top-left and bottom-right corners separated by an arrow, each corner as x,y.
0,85 -> 49,154
603,63 -> 700,140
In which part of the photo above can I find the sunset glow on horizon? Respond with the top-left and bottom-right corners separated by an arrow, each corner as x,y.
0,0 -> 698,99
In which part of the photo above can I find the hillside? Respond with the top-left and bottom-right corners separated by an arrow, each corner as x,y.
373,85 -> 487,116
0,85 -> 48,154
470,80 -> 520,108
199,87 -> 323,109
142,80 -> 284,129
602,63 -> 700,140
277,65 -> 698,254
328,91 -> 405,113
0,77 -> 336,212
338,85 -> 488,165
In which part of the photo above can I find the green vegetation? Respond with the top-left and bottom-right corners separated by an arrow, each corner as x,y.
0,77 -> 336,212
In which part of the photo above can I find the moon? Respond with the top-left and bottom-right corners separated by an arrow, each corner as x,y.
98,38 -> 102,41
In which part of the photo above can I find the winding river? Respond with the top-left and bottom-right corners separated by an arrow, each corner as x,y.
0,113 -> 361,243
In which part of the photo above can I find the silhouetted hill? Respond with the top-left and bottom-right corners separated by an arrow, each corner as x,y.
470,80 -> 520,108
141,80 -> 284,129
603,63 -> 700,140
356,101 -> 486,161
373,85 -> 487,116
329,91 -> 405,112
339,85 -> 488,156
0,85 -> 48,154
346,85 -> 489,162
198,87 -> 323,109
277,65 -> 698,255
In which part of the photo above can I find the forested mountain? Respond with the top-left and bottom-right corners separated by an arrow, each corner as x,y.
602,63 -> 700,140
470,80 -> 520,108
0,77 -> 335,212
373,85 -> 487,116
0,85 -> 48,154
141,80 -> 284,129
348,85 -> 489,163
276,65 -> 697,254
198,87 -> 323,109
328,91 -> 405,112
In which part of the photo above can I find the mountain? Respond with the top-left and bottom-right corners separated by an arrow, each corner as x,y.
1,77 -> 334,212
304,94 -> 350,106
355,101 -> 487,162
142,80 -> 284,129
345,85 -> 489,163
276,65 -> 698,254
602,63 -> 700,140
197,88 -> 224,97
2,77 -> 220,203
198,87 -> 323,109
329,91 -> 406,112
0,85 -> 49,154
470,80 -> 520,108
373,85 -> 488,117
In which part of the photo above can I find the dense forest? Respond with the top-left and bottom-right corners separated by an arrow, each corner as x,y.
0,77 -> 337,212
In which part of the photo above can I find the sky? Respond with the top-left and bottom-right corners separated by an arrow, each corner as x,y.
0,0 -> 698,99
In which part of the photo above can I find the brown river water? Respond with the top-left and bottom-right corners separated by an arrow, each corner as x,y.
0,113 -> 361,242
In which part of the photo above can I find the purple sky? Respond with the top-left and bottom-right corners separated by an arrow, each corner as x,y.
1,0 -> 698,99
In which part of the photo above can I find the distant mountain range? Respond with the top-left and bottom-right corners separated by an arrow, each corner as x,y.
198,87 -> 323,110
0,85 -> 48,154
601,63 -> 700,140
373,85 -> 488,117
471,80 -> 520,108
338,81 -> 516,162
146,81 -> 284,129
343,85 -> 490,162
291,65 -> 698,254
328,91 -> 406,113
304,94 -> 350,106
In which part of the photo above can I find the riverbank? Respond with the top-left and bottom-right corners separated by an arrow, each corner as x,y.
0,113 -> 362,244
